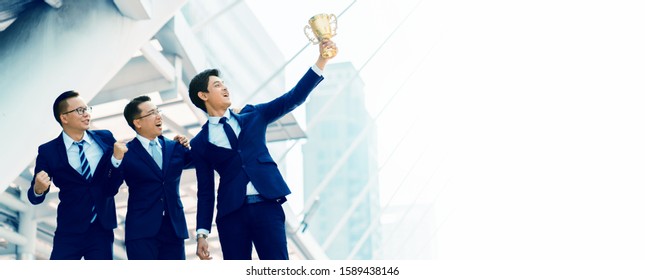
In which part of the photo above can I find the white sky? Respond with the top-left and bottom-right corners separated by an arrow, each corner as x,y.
246,0 -> 645,260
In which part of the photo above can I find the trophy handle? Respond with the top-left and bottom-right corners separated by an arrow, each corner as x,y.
304,25 -> 320,44
329,14 -> 338,37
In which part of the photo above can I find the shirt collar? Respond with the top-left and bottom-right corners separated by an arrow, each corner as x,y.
208,109 -> 232,125
136,134 -> 160,148
62,131 -> 92,150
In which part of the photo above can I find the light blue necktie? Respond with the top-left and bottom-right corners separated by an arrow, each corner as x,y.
149,140 -> 162,169
74,140 -> 96,223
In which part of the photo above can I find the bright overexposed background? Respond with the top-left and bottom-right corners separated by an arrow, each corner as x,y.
246,0 -> 645,259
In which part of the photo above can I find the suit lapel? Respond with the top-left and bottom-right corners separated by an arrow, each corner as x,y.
198,122 -> 212,147
198,121 -> 226,151
230,109 -> 246,142
88,130 -> 108,152
160,136 -> 174,177
129,138 -> 163,178
87,130 -> 109,182
230,109 -> 244,126
55,133 -> 85,181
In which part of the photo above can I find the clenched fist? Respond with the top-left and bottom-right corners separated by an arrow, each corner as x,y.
113,141 -> 128,160
34,170 -> 51,195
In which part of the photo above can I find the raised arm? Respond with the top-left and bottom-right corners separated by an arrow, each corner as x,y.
256,39 -> 338,123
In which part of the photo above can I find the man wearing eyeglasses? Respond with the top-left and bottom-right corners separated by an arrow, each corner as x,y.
27,90 -> 126,260
111,95 -> 193,260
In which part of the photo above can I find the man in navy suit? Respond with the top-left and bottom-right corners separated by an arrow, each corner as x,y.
114,95 -> 193,260
188,40 -> 338,260
28,90 -> 125,260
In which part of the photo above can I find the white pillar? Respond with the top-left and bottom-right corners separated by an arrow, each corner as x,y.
17,203 -> 37,260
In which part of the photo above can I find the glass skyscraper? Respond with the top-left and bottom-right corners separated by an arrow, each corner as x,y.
302,62 -> 381,260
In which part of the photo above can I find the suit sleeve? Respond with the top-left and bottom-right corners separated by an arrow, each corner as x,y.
99,130 -> 123,197
192,143 -> 216,232
27,146 -> 50,205
104,160 -> 124,197
182,145 -> 194,170
255,68 -> 324,124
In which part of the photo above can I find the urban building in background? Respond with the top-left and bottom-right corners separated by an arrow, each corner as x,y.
302,62 -> 381,259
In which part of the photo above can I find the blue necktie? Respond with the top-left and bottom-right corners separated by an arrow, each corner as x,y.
219,117 -> 238,149
75,141 -> 92,181
74,140 -> 96,223
149,140 -> 162,169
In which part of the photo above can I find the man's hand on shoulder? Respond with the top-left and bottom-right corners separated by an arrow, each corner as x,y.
174,134 -> 191,149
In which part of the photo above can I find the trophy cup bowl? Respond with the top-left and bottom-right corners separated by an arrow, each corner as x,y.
304,13 -> 337,58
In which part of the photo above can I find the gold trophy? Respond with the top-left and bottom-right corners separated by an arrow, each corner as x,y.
304,13 -> 337,58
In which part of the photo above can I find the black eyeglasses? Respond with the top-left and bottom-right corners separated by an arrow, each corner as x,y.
62,106 -> 92,115
135,109 -> 162,120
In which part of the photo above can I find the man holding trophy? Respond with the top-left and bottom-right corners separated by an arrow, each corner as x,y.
188,14 -> 338,260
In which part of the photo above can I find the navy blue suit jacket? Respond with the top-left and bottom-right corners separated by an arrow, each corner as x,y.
28,130 -> 121,234
117,136 -> 193,241
190,68 -> 323,230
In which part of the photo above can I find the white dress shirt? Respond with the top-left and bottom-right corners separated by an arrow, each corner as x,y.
135,134 -> 163,168
208,109 -> 259,196
62,131 -> 103,177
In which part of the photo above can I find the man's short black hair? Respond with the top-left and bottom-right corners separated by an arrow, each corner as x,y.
123,95 -> 152,130
52,90 -> 80,126
189,69 -> 221,113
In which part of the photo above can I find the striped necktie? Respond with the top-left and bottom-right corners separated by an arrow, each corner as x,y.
74,140 -> 92,181
74,140 -> 97,223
